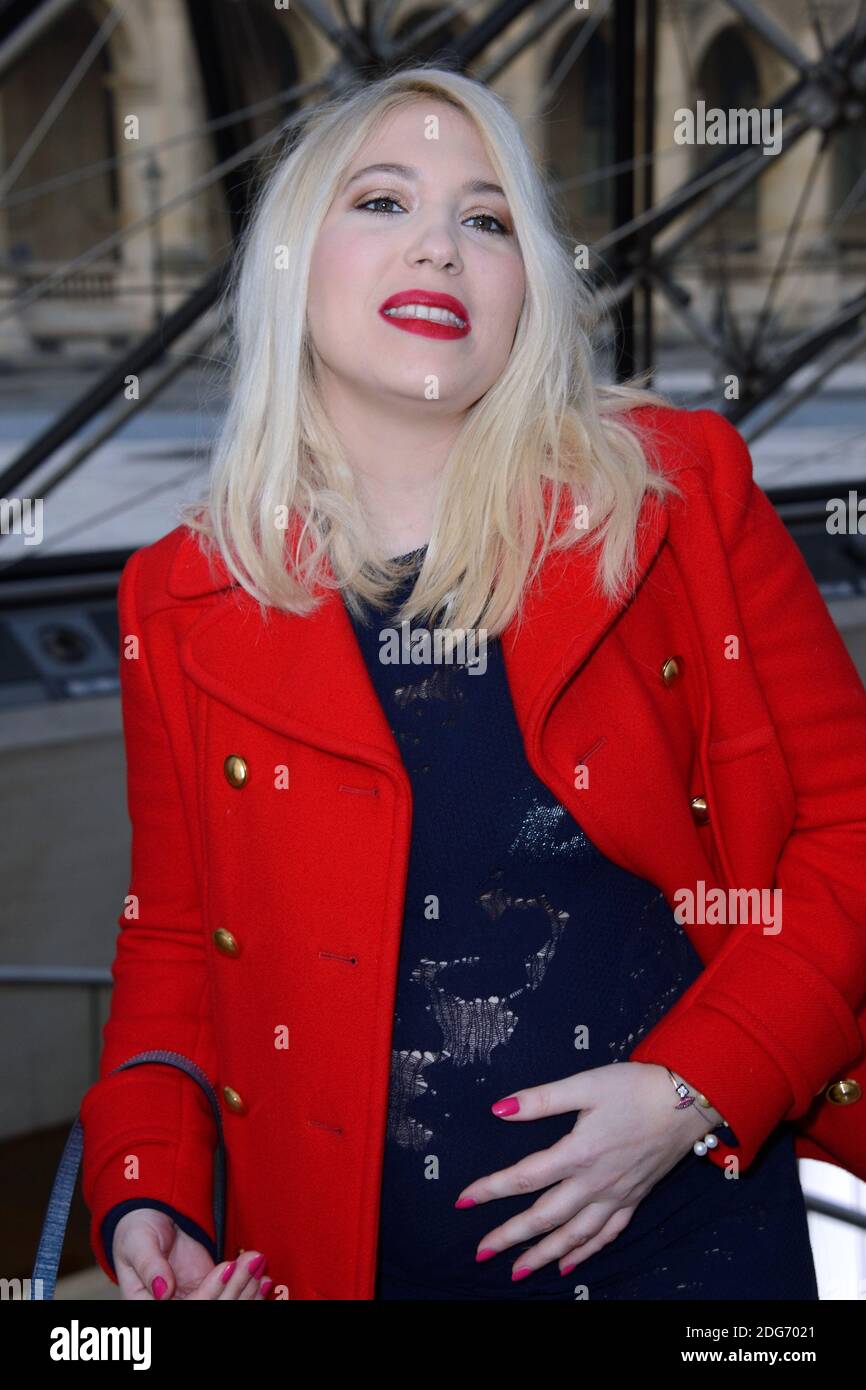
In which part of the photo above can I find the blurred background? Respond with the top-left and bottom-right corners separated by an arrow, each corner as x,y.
1,0 -> 865,1299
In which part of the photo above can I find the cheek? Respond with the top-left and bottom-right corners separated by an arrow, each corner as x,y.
482,282 -> 524,370
475,257 -> 525,342
308,229 -> 381,343
309,231 -> 356,326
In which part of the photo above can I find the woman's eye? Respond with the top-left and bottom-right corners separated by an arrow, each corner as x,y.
464,213 -> 509,236
356,197 -> 509,236
357,195 -> 404,216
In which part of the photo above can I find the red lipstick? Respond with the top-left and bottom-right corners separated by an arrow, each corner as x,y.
379,289 -> 471,339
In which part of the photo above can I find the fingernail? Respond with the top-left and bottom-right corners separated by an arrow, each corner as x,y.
454,1197 -> 476,1208
248,1253 -> 267,1278
220,1261 -> 237,1284
475,1248 -> 497,1262
512,1266 -> 533,1281
491,1096 -> 520,1116
151,1275 -> 168,1300
561,1262 -> 577,1276
259,1278 -> 274,1298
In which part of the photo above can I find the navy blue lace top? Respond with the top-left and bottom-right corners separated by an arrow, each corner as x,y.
345,546 -> 815,1301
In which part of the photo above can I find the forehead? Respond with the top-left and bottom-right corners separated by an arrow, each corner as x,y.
347,99 -> 496,174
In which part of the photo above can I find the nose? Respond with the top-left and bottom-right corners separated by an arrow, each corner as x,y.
405,216 -> 463,273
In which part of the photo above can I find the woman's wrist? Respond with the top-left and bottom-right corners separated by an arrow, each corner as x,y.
665,1067 -> 726,1128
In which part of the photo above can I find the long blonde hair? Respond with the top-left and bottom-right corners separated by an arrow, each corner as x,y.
179,64 -> 682,637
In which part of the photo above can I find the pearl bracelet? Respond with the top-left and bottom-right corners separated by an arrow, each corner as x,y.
665,1067 -> 728,1156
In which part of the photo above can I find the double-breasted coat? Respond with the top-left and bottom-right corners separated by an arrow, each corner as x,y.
81,405 -> 866,1299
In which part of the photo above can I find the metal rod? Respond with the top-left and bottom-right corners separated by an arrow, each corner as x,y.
0,264 -> 229,498
0,967 -> 113,984
612,0 -> 637,381
0,0 -> 82,82
804,1195 -> 866,1231
721,0 -> 811,76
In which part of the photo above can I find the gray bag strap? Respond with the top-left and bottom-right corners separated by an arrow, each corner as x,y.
31,1049 -> 226,1301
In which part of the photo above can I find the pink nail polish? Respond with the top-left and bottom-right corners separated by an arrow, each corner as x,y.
476,1248 -> 497,1262
512,1266 -> 532,1281
561,1262 -> 577,1276
454,1197 -> 476,1208
491,1096 -> 520,1116
259,1278 -> 274,1298
220,1261 -> 237,1284
248,1253 -> 267,1278
151,1275 -> 168,1300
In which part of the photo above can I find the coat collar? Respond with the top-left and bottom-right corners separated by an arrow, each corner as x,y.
169,481 -> 670,782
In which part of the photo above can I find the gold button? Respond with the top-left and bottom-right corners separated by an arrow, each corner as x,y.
213,928 -> 240,958
826,1078 -> 862,1105
661,655 -> 683,686
222,1085 -> 247,1114
690,794 -> 710,825
224,754 -> 248,788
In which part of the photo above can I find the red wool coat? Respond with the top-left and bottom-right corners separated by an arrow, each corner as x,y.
81,405 -> 866,1300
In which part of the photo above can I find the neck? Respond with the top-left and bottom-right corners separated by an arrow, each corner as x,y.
316,371 -> 462,556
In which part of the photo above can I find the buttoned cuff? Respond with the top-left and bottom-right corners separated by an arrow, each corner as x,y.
100,1199 -> 217,1281
629,1001 -> 794,1172
83,1134 -> 217,1286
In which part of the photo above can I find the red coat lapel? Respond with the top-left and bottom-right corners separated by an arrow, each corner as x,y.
168,485 -> 670,783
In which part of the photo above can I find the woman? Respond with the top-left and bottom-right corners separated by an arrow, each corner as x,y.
81,66 -> 866,1301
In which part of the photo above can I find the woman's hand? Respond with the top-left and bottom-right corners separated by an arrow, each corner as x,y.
454,1061 -> 717,1280
112,1209 -> 271,1300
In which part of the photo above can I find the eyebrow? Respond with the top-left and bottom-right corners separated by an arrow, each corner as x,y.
341,162 -> 507,200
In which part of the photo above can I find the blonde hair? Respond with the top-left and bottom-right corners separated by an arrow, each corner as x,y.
179,64 -> 682,637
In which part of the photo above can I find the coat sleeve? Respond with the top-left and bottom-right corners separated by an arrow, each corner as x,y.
629,407 -> 866,1172
80,546 -> 220,1284
100,1201 -> 216,1280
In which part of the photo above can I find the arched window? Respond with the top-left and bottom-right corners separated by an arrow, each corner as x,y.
1,6 -> 118,263
832,116 -> 866,252
208,0 -> 300,143
694,27 -> 760,253
543,21 -> 615,245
